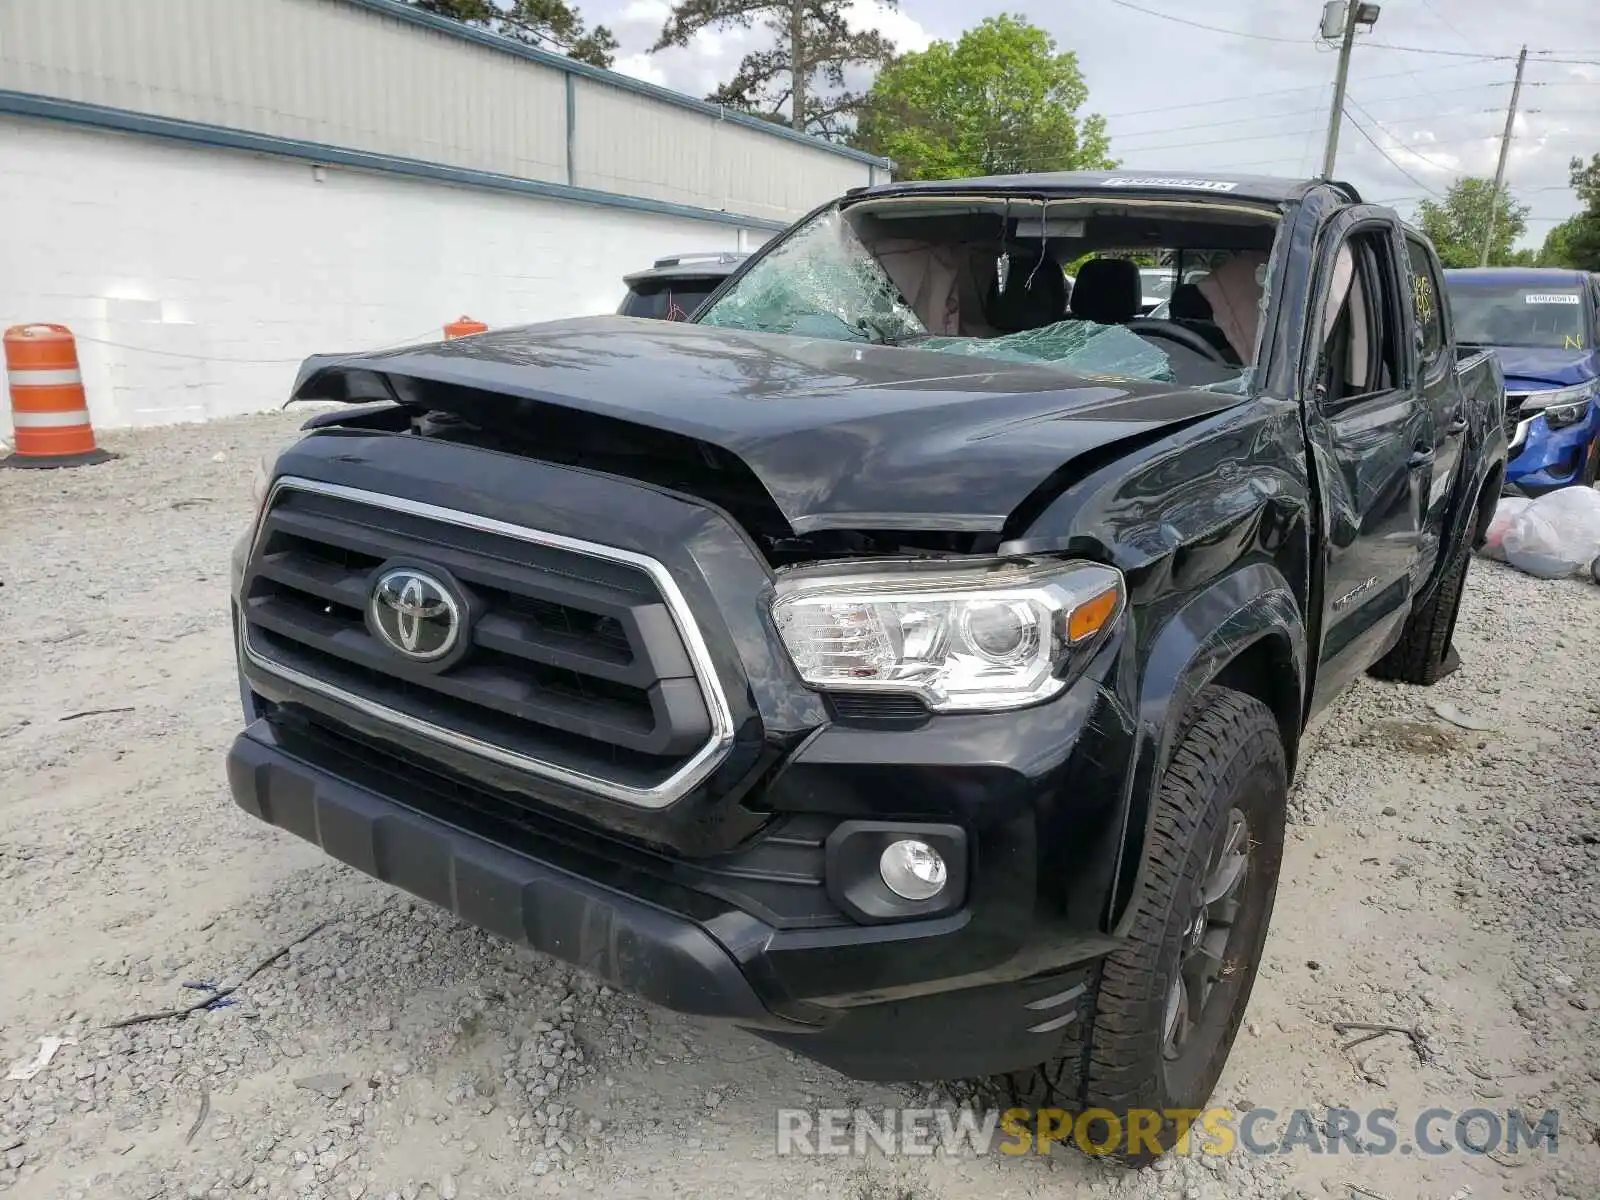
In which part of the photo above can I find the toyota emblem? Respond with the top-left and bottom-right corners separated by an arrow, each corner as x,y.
369,567 -> 461,662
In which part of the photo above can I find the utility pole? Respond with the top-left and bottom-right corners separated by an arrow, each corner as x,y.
1321,1 -> 1361,178
1319,2 -> 1381,179
1479,45 -> 1529,267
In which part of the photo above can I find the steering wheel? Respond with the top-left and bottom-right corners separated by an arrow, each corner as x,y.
1125,317 -> 1230,364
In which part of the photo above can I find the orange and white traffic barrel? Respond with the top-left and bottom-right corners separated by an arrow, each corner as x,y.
2,323 -> 112,469
444,315 -> 488,339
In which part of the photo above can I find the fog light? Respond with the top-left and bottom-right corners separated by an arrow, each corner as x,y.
878,839 -> 947,900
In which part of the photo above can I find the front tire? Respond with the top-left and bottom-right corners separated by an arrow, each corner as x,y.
1002,686 -> 1288,1166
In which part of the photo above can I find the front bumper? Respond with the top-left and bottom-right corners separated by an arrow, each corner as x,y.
1505,399 -> 1600,492
227,717 -> 1111,1080
227,723 -> 774,1021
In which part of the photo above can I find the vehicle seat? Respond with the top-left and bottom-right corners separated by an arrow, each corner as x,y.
1069,259 -> 1143,325
983,249 -> 1069,332
1168,283 -> 1240,363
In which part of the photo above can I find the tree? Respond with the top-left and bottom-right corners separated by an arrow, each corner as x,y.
1562,153 -> 1600,271
1539,215 -> 1581,268
650,1 -> 897,138
853,16 -> 1113,181
1413,177 -> 1530,268
410,0 -> 617,68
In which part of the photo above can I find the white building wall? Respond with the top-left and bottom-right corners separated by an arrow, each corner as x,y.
570,77 -> 869,222
0,116 -> 760,435
0,0 -> 571,183
0,0 -> 882,215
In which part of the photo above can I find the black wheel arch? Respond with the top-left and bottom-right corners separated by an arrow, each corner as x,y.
1470,457 -> 1506,550
1104,563 -> 1306,936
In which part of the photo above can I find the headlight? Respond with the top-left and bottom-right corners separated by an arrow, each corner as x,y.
1546,400 -> 1591,429
1520,381 -> 1597,429
770,556 -> 1124,713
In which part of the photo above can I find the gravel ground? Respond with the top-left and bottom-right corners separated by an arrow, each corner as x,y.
1,410 -> 1598,1200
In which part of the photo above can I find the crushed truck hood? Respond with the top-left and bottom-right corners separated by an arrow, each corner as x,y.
291,315 -> 1249,534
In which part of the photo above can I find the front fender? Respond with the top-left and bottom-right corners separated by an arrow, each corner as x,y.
1106,563 -> 1307,934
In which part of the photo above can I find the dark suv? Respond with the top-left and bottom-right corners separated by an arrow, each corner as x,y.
617,252 -> 749,321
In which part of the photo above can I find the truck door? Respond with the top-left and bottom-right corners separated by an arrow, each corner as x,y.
1402,233 -> 1462,580
1303,215 -> 1432,712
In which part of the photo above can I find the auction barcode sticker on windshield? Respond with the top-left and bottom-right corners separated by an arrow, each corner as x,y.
1102,177 -> 1239,192
1524,293 -> 1581,304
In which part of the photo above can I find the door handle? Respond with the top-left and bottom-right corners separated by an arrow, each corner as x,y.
1445,420 -> 1468,435
1409,448 -> 1436,468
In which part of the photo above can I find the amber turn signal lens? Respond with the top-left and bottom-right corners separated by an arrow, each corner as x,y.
1067,586 -> 1120,643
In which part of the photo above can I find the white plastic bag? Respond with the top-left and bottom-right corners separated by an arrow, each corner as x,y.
1479,496 -> 1532,561
1502,486 -> 1600,579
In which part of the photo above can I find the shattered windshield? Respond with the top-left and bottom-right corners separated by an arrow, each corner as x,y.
697,207 -> 927,345
696,198 -> 1271,388
915,324 -> 1175,381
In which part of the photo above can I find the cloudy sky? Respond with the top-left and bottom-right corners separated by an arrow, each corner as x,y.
585,0 -> 1600,249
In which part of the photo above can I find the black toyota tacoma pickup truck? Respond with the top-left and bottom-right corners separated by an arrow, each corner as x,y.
228,171 -> 1506,1161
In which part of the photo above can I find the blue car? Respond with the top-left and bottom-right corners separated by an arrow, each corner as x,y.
1442,267 -> 1600,494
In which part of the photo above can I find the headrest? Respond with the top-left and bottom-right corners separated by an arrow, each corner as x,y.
1169,282 -> 1215,322
984,250 -> 1068,333
1070,258 -> 1143,324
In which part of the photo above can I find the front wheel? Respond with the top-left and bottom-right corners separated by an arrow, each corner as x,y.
1001,686 -> 1288,1166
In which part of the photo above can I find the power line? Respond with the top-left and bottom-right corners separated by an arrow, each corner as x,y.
1345,96 -> 1465,172
1360,41 -> 1517,60
1112,98 -> 1518,143
1349,81 -> 1514,105
1118,127 -> 1328,155
1418,0 -> 1480,53
1100,59 -> 1514,119
1103,1 -> 1594,66
1111,106 -> 1331,138
1106,0 -> 1520,60
1375,187 -> 1578,204
1101,0 -> 1309,46
1368,128 -> 1591,151
1342,106 -> 1444,197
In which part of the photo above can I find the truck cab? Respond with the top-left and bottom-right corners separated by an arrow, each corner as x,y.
1442,267 -> 1600,492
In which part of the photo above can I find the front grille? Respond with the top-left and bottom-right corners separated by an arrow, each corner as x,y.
240,479 -> 732,806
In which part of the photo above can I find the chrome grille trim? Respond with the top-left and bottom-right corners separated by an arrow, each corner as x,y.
238,476 -> 737,809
